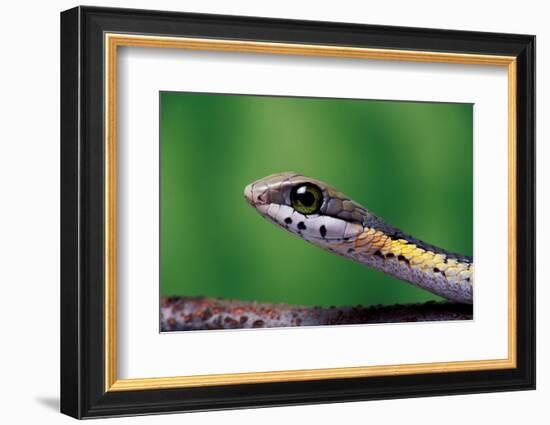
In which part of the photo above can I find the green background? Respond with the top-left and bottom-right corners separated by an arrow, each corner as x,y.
160,92 -> 473,307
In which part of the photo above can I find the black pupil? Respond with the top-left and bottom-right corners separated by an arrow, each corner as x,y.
296,186 -> 315,206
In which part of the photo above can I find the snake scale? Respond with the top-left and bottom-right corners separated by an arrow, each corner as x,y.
244,173 -> 473,304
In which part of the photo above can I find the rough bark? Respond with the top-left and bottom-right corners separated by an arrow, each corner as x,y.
160,296 -> 472,331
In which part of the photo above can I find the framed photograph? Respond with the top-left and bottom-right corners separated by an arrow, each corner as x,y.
60,6 -> 535,419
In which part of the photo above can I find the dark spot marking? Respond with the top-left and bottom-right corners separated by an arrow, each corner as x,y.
433,267 -> 440,273
252,320 -> 264,328
466,277 -> 471,282
298,221 -> 306,230
374,250 -> 383,257
319,225 -> 327,238
386,253 -> 394,258
343,237 -> 350,241
398,254 -> 410,264
347,248 -> 355,253
284,217 -> 292,224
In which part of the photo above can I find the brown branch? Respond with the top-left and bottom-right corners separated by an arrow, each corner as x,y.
160,296 -> 472,331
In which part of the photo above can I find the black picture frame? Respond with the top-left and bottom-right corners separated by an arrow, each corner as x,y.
61,5 -> 535,419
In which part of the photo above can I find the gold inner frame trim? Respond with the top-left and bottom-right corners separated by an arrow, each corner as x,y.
104,33 -> 518,392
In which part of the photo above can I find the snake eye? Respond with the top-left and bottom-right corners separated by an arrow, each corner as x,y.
290,183 -> 323,214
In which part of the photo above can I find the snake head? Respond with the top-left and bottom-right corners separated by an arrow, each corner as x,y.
244,172 -> 366,243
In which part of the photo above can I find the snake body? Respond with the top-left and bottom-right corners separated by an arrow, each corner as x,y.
244,173 -> 473,304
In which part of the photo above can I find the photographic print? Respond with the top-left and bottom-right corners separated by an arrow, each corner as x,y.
160,92 -> 473,331
61,8 -> 534,417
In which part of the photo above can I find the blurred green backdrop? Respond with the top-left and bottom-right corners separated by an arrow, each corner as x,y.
160,92 -> 473,307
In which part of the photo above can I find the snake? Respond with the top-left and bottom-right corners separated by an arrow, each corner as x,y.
244,172 -> 473,304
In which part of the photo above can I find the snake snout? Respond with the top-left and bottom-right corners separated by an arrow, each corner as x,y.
244,183 -> 268,205
244,182 -> 271,215
244,183 -> 255,206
